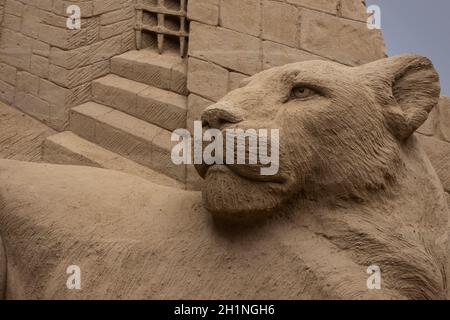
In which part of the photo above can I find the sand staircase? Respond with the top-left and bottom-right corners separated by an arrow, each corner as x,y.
43,49 -> 188,189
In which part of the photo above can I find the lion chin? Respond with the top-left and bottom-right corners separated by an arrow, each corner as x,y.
201,164 -> 294,223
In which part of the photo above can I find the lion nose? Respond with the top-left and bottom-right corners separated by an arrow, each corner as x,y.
201,102 -> 244,129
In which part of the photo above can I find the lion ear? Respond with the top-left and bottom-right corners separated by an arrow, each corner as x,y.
364,54 -> 441,140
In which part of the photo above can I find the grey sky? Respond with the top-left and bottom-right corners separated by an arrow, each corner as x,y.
366,0 -> 450,95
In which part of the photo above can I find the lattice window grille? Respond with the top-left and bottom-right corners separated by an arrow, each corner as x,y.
135,0 -> 188,57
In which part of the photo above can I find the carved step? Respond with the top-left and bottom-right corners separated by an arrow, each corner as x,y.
69,102 -> 186,183
92,74 -> 187,131
43,131 -> 184,189
111,49 -> 187,95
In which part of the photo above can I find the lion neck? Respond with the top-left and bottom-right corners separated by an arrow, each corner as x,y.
273,136 -> 448,299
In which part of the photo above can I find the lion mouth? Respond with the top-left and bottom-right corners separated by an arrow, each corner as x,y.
195,163 -> 286,184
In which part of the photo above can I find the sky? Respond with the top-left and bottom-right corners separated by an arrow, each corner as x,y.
366,0 -> 450,95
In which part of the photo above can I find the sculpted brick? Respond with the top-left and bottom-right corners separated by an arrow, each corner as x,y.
221,0 -> 261,37
418,106 -> 438,136
100,19 -> 134,40
262,0 -> 300,48
14,91 -> 50,122
263,40 -> 324,69
419,135 -> 450,193
32,0 -> 53,11
338,0 -> 369,22
21,5 -> 41,39
49,102 -> 70,131
49,61 -> 109,88
187,93 -> 213,134
189,22 -> 261,75
93,0 -> 121,16
437,97 -> 450,143
40,10 -> 67,28
187,0 -> 219,26
0,80 -> 15,104
50,36 -> 122,69
187,57 -> 229,102
17,71 -> 40,95
100,6 -> 134,25
4,0 -> 23,17
0,62 -> 17,85
300,9 -> 386,65
3,13 -> 21,31
39,79 -> 90,108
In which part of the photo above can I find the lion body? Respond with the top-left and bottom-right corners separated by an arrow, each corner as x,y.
0,148 -> 447,299
0,55 -> 448,299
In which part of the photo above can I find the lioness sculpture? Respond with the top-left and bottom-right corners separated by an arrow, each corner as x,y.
0,54 -> 448,300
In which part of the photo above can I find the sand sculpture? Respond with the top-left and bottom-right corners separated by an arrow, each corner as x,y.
0,54 -> 448,300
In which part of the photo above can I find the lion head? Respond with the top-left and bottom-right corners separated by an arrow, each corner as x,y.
195,54 -> 440,223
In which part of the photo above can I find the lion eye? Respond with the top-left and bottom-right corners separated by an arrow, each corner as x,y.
291,86 -> 316,99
